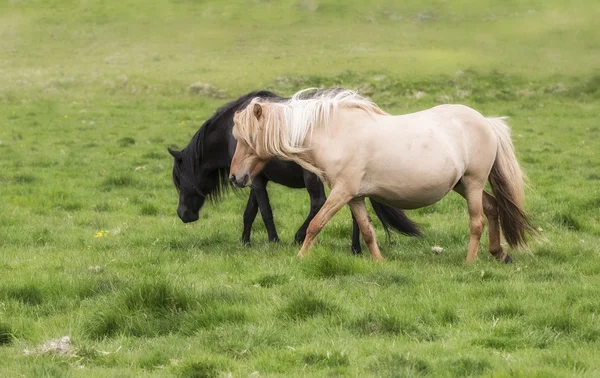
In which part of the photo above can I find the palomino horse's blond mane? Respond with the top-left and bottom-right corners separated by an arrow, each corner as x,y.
233,89 -> 387,168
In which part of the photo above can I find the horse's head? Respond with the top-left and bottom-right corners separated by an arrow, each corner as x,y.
168,147 -> 207,222
229,103 -> 270,188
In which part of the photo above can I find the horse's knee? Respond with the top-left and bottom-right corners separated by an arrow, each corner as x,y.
470,216 -> 485,237
362,231 -> 374,245
306,222 -> 321,239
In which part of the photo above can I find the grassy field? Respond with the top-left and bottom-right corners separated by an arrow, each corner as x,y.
1,0 -> 600,377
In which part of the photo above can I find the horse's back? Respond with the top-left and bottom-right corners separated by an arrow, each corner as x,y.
319,104 -> 498,208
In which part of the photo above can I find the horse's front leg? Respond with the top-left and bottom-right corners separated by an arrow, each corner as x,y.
294,170 -> 326,244
241,189 -> 259,245
253,176 -> 280,242
298,188 -> 352,258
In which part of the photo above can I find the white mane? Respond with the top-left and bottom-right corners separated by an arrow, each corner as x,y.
233,88 -> 386,177
251,88 -> 385,148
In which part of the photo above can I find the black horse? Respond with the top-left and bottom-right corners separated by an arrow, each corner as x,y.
168,90 -> 420,253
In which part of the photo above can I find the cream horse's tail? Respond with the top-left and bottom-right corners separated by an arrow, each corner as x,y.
487,117 -> 537,248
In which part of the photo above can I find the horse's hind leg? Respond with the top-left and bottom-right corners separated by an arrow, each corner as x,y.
453,179 -> 486,263
351,212 -> 362,255
298,188 -> 351,258
348,198 -> 383,262
483,191 -> 512,263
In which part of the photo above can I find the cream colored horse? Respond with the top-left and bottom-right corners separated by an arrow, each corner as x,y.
230,89 -> 536,263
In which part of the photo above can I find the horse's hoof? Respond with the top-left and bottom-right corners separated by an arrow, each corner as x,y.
351,246 -> 362,255
269,237 -> 281,243
503,254 -> 513,264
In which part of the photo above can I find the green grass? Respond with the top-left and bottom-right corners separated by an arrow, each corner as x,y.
1,0 -> 600,376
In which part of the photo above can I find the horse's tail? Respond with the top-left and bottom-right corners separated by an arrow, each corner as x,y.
369,199 -> 421,238
487,117 -> 537,248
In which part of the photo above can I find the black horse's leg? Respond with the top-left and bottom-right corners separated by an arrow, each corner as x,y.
253,176 -> 280,242
241,189 -> 259,245
294,171 -> 326,244
351,211 -> 362,254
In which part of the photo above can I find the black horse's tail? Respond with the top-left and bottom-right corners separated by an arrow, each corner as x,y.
369,199 -> 421,239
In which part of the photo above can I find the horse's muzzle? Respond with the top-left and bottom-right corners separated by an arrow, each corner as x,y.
229,173 -> 251,188
177,208 -> 199,223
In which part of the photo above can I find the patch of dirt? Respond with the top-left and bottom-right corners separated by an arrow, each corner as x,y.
24,336 -> 75,357
188,82 -> 228,99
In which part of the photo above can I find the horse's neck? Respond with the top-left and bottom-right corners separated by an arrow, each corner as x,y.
192,121 -> 233,169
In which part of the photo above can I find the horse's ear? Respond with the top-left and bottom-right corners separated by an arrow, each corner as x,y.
253,103 -> 262,120
168,147 -> 182,160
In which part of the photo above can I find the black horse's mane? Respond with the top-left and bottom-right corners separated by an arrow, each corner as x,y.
173,90 -> 281,201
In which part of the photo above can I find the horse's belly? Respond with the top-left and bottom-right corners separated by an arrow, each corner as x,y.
368,185 -> 453,209
360,148 -> 464,209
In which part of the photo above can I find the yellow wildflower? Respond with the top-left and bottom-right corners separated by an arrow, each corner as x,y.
93,230 -> 109,238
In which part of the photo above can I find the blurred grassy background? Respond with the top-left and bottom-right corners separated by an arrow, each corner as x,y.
2,0 -> 599,99
1,1 -> 599,377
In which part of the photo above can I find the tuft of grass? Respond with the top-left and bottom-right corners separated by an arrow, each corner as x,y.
302,350 -> 350,368
301,253 -> 365,278
180,307 -> 248,334
118,137 -> 136,147
101,174 -> 138,190
351,313 -> 438,341
473,335 -> 518,351
435,307 -> 460,325
551,213 -> 582,231
13,174 -> 37,184
94,202 -> 113,212
29,363 -> 70,378
138,350 -> 170,370
203,325 -> 285,358
485,303 -> 526,319
367,270 -> 412,286
254,273 -> 289,288
280,292 -> 338,320
56,201 -> 83,211
535,314 -> 579,335
124,280 -> 194,314
143,151 -> 166,160
447,357 -> 491,377
2,284 -> 44,306
0,323 -> 15,346
85,280 -> 200,339
85,310 -> 123,339
544,355 -> 588,374
178,360 -> 218,378
140,203 -> 159,216
370,353 -> 432,377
